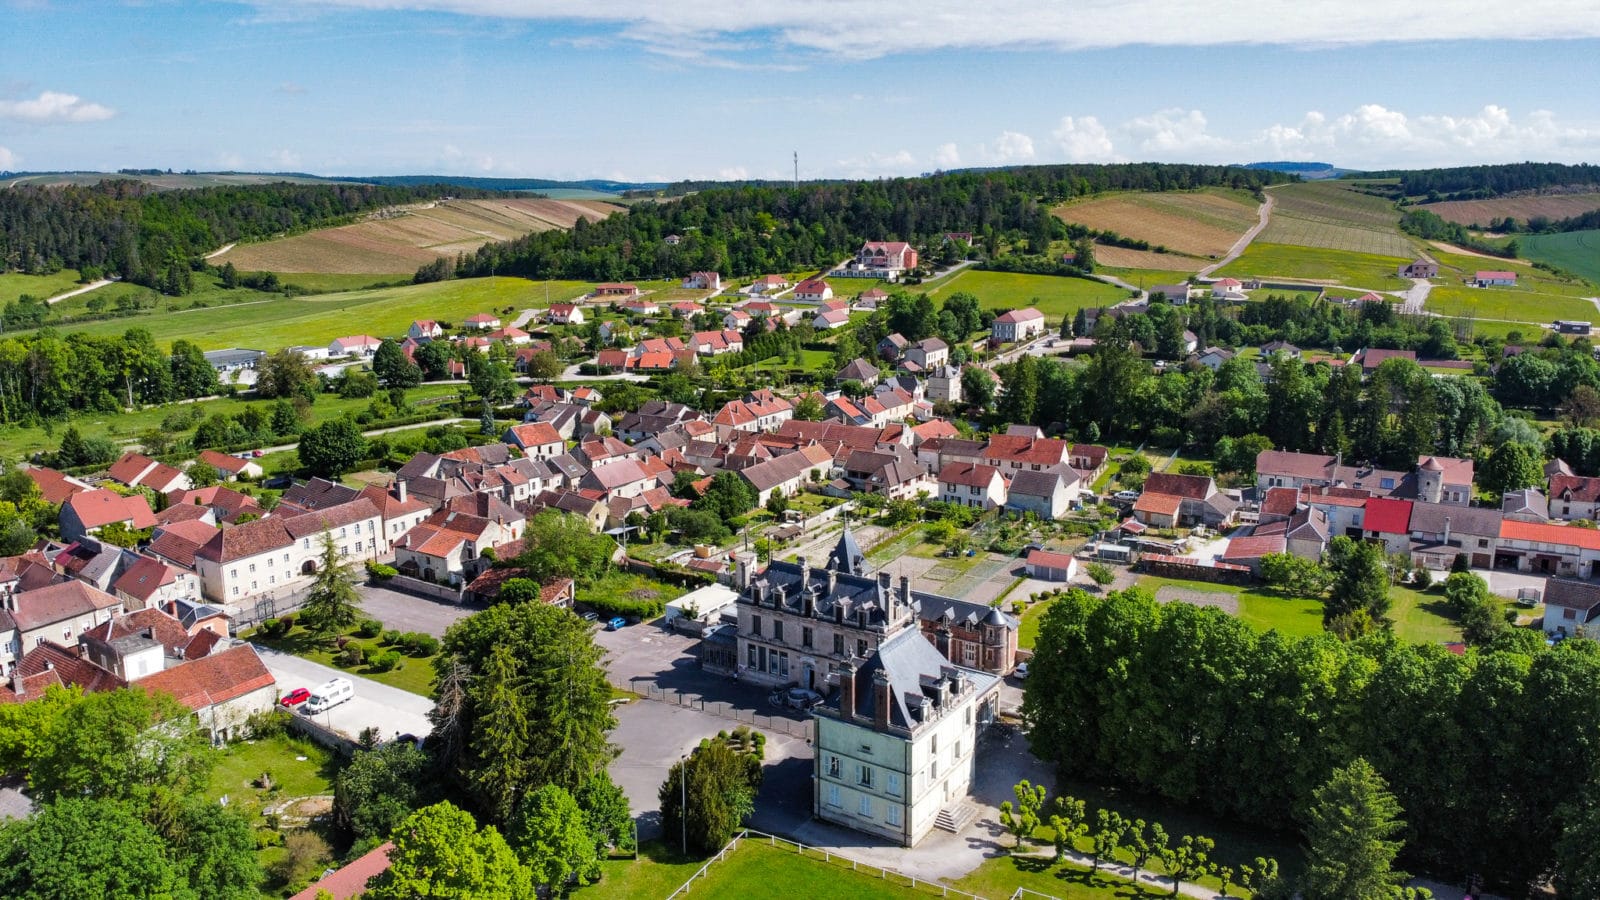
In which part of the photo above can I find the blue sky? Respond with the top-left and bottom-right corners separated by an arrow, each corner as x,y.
3,1 -> 1599,180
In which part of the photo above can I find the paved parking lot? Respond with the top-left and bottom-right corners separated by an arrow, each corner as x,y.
257,646 -> 434,741
355,584 -> 476,637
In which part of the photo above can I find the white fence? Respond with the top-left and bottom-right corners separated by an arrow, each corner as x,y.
664,829 -> 991,900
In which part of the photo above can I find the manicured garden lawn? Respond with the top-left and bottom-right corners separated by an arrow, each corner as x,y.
949,852 -> 1222,899
207,733 -> 339,815
582,839 -> 946,899
576,843 -> 706,900
909,270 -> 1125,319
1018,599 -> 1052,650
245,620 -> 439,697
744,348 -> 834,372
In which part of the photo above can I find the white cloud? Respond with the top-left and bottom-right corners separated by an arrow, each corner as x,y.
833,149 -> 919,178
1244,103 -> 1600,167
271,149 -> 301,168
1122,108 -> 1231,155
0,90 -> 115,123
980,131 -> 1035,164
718,166 -> 749,180
1052,116 -> 1118,162
267,1 -> 1600,60
933,142 -> 961,168
0,146 -> 16,170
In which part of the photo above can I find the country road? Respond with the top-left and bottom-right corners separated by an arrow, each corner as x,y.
249,417 -> 474,456
43,279 -> 114,305
1199,190 -> 1275,278
1397,278 -> 1433,315
204,243 -> 236,260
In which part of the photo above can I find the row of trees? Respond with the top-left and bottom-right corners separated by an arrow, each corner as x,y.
1023,587 -> 1600,892
0,329 -> 219,424
441,165 -> 1287,283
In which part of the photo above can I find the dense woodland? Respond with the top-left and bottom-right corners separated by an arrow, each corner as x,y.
0,180 -> 490,291
1025,587 -> 1600,893
445,164 -> 1290,283
1374,162 -> 1600,200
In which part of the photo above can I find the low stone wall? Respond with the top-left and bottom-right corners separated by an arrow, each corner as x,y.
381,574 -> 464,603
286,713 -> 357,757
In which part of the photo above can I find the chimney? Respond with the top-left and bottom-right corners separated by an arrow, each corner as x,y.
935,626 -> 952,660
800,556 -> 811,592
9,666 -> 22,697
396,479 -> 408,503
898,575 -> 911,612
1443,516 -> 1452,546
736,553 -> 753,591
826,569 -> 837,598
872,668 -> 892,730
838,662 -> 857,720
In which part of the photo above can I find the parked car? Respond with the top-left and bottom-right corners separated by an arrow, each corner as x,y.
1114,490 -> 1141,502
605,616 -> 627,631
783,687 -> 824,711
279,687 -> 310,707
578,610 -> 599,622
1013,662 -> 1030,680
251,449 -> 264,458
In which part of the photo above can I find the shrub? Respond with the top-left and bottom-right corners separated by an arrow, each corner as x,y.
1413,567 -> 1434,590
365,560 -> 398,579
247,708 -> 293,739
582,595 -> 665,619
356,619 -> 383,638
382,629 -> 402,645
339,645 -> 366,667
369,650 -> 402,672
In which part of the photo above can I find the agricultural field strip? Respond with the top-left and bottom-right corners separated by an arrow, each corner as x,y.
1427,193 -> 1600,228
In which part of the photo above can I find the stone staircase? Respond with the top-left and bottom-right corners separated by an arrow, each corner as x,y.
934,801 -> 978,833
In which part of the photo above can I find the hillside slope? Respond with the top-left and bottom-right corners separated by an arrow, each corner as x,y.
217,198 -> 621,274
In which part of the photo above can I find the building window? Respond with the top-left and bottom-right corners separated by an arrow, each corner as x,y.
954,740 -> 962,759
833,634 -> 845,655
932,760 -> 939,779
859,795 -> 873,818
858,765 -> 873,788
931,733 -> 938,755
886,804 -> 902,827
887,772 -> 901,797
747,645 -> 759,667
229,568 -> 237,579
752,614 -> 762,637
827,756 -> 841,778
857,639 -> 868,657
801,626 -> 813,649
773,621 -> 784,643
827,785 -> 841,808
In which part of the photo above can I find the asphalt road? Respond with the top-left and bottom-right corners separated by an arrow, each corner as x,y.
256,646 -> 434,740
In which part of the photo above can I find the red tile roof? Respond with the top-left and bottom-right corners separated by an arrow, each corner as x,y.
939,462 -> 1001,488
994,307 -> 1045,324
139,644 -> 275,711
66,489 -> 156,530
1363,497 -> 1413,535
290,842 -> 394,900
1500,519 -> 1600,551
25,466 -> 90,504
1025,548 -> 1076,570
197,449 -> 252,475
1133,492 -> 1183,516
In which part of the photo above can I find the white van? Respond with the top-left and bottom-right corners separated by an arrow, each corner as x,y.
301,678 -> 354,715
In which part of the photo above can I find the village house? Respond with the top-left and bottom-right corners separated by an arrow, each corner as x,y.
690,329 -> 744,356
857,287 -> 889,308
593,282 -> 641,298
841,448 -> 933,500
1496,519 -> 1600,578
196,449 -> 262,481
750,274 -> 790,294
0,580 -> 124,676
924,364 -> 962,405
503,422 -> 566,460
393,508 -> 522,586
546,303 -> 585,325
682,271 -> 722,291
851,241 -> 920,279
109,452 -> 191,494
407,320 -> 443,341
1407,502 -> 1502,570
464,312 -> 501,330
1475,270 -> 1518,287
1210,278 -> 1246,300
1005,469 -> 1080,519
904,338 -> 949,371
937,462 -> 1007,510
192,497 -> 384,605
814,308 -> 852,330
712,390 -> 795,440
990,308 -> 1047,343
1548,474 -> 1600,521
740,446 -> 834,506
836,358 -> 882,388
794,278 -> 834,302
1150,283 -> 1192,304
60,489 -> 157,542
1398,259 -> 1439,278
1133,472 -> 1237,529
328,335 -> 381,357
1541,579 -> 1600,638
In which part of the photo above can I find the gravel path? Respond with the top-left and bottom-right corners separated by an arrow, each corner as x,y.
1153,584 -> 1240,614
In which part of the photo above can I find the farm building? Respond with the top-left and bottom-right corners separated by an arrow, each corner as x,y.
1474,270 -> 1518,287
1025,549 -> 1077,581
203,348 -> 265,373
594,282 -> 641,298
1150,283 -> 1192,304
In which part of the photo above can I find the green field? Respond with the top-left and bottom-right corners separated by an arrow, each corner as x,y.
1098,267 -> 1198,291
0,381 -> 462,461
1426,284 -> 1600,326
1218,243 -> 1412,289
909,270 -> 1124,319
244,618 -> 440,697
583,839 -> 948,900
0,269 -> 87,304
1517,230 -> 1600,284
14,277 -> 590,350
1135,575 -> 1473,644
275,272 -> 411,293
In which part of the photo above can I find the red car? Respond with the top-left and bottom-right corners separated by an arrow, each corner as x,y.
279,688 -> 311,707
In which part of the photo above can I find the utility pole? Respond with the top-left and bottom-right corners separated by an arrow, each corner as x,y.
793,151 -> 799,189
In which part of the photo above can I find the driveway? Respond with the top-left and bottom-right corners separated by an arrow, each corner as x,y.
594,621 -> 810,726
255,646 -> 434,741
355,584 -> 475,637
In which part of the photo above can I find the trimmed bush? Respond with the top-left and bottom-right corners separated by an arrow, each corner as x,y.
356,618 -> 383,638
365,560 -> 398,580
368,650 -> 402,672
583,595 -> 666,620
382,629 -> 402,645
338,645 -> 365,667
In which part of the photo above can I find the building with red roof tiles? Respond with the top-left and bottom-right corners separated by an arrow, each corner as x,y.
0,641 -> 126,701
192,497 -> 382,604
290,842 -> 394,900
111,556 -> 197,611
329,335 -> 382,357
139,644 -> 276,742
1499,519 -> 1600,577
853,241 -> 919,277
0,580 -> 124,675
24,466 -> 91,505
197,449 -> 262,481
59,489 -> 157,542
794,278 -> 833,302
982,435 -> 1071,472
682,271 -> 721,291
1361,497 -> 1414,553
1475,270 -> 1518,287
911,419 -> 960,444
109,452 -> 191,494
991,307 -> 1047,343
937,462 -> 1008,510
546,303 -> 585,325
593,282 -> 640,297
750,274 -> 790,294
464,312 -> 501,330
503,422 -> 566,460
407,320 -> 443,340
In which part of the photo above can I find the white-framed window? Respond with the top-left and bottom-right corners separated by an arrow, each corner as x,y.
887,772 -> 901,796
858,765 -> 873,788
886,804 -> 902,827
827,756 -> 841,778
827,785 -> 841,808
229,568 -> 238,578
858,795 -> 872,818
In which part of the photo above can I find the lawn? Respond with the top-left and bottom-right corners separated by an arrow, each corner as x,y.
1098,267 -> 1202,291
1217,243 -> 1413,289
908,269 -> 1125,319
244,619 -> 440,697
950,851 -> 1236,900
0,381 -> 462,461
1425,284 -> 1600,326
0,269 -> 86,304
743,348 -> 834,373
13,276 -> 591,350
1018,598 -> 1052,649
576,843 -> 707,900
679,839 -> 937,899
276,272 -> 411,293
207,733 -> 339,815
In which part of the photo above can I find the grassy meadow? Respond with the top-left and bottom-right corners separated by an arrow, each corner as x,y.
910,269 -> 1126,318
1218,243 -> 1412,288
0,269 -> 89,304
1516,229 -> 1600,284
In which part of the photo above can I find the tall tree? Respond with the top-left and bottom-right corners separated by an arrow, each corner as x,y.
1480,440 -> 1544,498
998,354 -> 1039,426
510,784 -> 601,893
1301,759 -> 1414,900
297,417 -> 369,478
1324,536 -> 1391,631
366,802 -> 534,900
657,741 -> 758,856
372,340 -> 423,389
300,532 -> 363,640
0,797 -> 186,899
335,741 -> 431,842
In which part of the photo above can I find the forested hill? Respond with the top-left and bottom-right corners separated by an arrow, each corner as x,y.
347,175 -> 662,193
1366,162 -> 1600,200
0,180 -> 495,290
452,163 -> 1291,282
